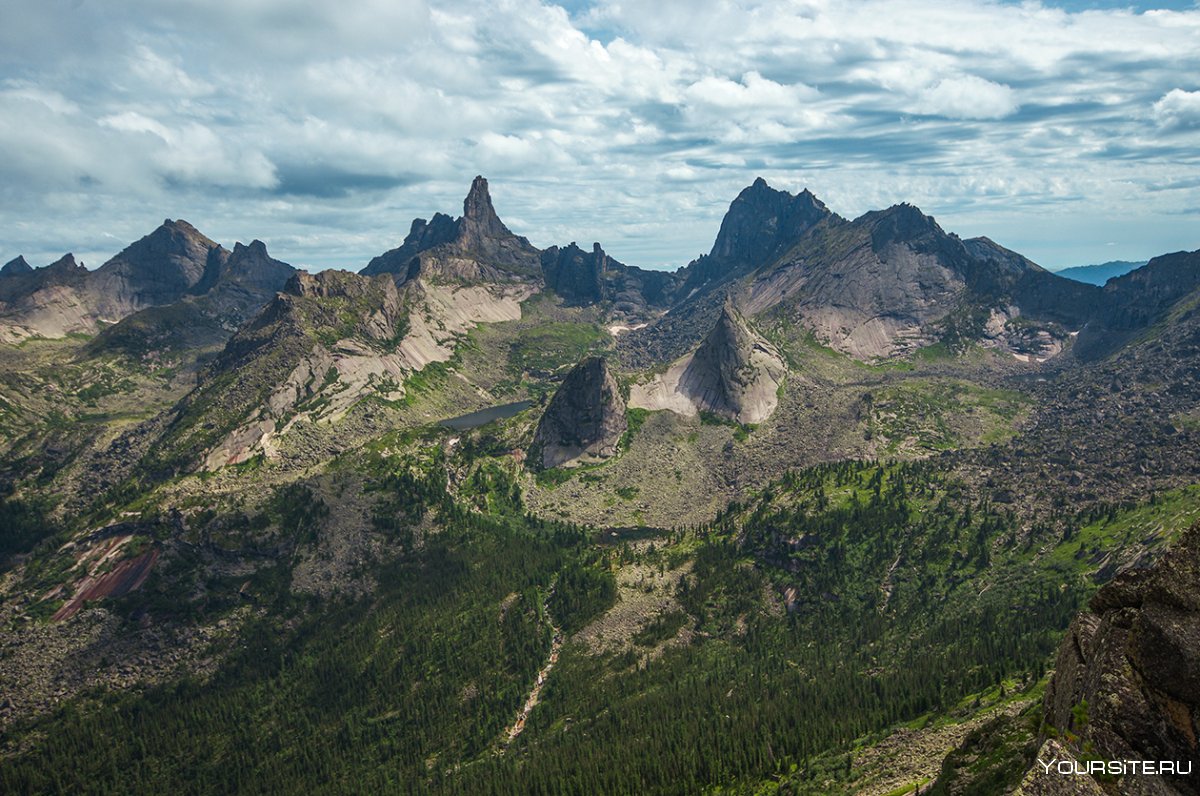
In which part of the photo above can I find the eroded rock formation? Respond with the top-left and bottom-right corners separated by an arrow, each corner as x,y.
531,357 -> 628,469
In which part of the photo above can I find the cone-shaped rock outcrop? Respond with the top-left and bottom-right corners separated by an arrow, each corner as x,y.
629,301 -> 786,425
531,356 -> 628,469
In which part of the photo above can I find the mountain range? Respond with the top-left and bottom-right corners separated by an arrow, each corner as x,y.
1053,259 -> 1148,285
0,176 -> 1198,795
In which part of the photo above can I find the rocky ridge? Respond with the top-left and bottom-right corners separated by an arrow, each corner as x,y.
191,269 -> 530,470
541,241 -> 678,318
1,256 -> 33,277
85,238 -> 297,358
361,176 -> 542,283
0,219 -> 228,343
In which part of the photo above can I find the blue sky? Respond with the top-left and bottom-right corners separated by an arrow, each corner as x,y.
1,0 -> 1198,272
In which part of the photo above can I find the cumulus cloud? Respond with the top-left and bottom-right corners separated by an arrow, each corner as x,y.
0,0 -> 1198,271
914,75 -> 1019,120
99,112 -> 278,189
1153,88 -> 1200,129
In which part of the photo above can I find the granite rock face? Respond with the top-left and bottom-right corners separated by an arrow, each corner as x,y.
541,241 -> 679,316
679,301 -> 786,424
89,219 -> 224,312
678,177 -> 836,293
541,242 -> 607,304
1039,523 -> 1200,795
628,301 -> 786,425
531,357 -> 628,470
361,176 -> 541,282
0,220 -> 230,342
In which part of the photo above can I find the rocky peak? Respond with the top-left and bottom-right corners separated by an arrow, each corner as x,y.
531,356 -> 628,470
237,240 -> 268,258
678,300 -> 787,424
361,213 -> 459,278
94,218 -> 224,305
0,254 -> 85,299
414,213 -> 459,248
203,239 -> 295,295
1,256 -> 32,277
709,178 -> 833,266
541,241 -> 608,304
460,175 -> 511,241
362,176 -> 540,281
863,203 -> 947,253
44,253 -> 85,274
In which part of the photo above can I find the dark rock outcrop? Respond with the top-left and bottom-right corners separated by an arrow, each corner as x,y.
216,240 -> 296,294
541,241 -> 679,315
89,219 -> 227,313
0,220 -> 230,342
1,256 -> 32,277
362,176 -> 541,282
531,357 -> 627,469
678,177 -> 837,293
620,178 -> 837,365
541,242 -> 607,304
1037,523 -> 1200,795
1072,249 -> 1200,361
361,213 -> 459,279
87,240 -> 296,358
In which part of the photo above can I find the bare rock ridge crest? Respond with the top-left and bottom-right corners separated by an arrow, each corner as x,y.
0,219 -> 296,344
1,255 -> 33,276
361,175 -> 541,282
531,356 -> 628,470
2,174 -> 1197,373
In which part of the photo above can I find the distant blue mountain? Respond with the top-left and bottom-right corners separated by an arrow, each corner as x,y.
1053,260 -> 1147,285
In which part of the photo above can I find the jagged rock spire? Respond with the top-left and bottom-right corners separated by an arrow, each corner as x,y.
362,175 -> 539,280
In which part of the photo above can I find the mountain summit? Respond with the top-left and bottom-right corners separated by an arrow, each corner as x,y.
362,176 -> 541,282
677,178 -> 837,294
1,256 -> 33,277
629,300 -> 787,424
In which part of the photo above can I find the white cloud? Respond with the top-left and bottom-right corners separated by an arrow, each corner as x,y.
914,75 -> 1019,120
0,0 -> 1198,271
685,72 -> 818,110
1153,88 -> 1200,129
100,112 -> 277,189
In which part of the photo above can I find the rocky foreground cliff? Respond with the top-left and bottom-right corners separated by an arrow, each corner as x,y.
986,523 -> 1200,796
